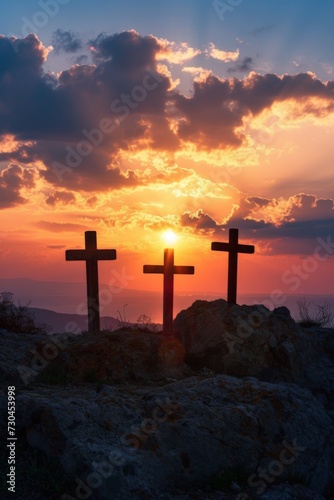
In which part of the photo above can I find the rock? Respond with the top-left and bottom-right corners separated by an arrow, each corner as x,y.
1,299 -> 334,499
259,483 -> 326,499
1,375 -> 334,499
174,300 -> 334,408
0,329 -> 51,386
0,329 -> 190,387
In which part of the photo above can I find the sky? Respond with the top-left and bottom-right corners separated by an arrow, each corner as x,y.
0,0 -> 334,302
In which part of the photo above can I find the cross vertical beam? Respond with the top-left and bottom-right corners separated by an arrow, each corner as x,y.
85,232 -> 100,334
163,249 -> 174,335
211,228 -> 255,304
65,231 -> 117,334
144,249 -> 194,335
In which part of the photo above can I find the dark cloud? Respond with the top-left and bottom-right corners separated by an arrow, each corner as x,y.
181,210 -> 218,232
1,31 -> 334,195
228,56 -> 254,73
247,196 -> 271,207
52,29 -> 82,54
0,164 -> 35,208
0,35 -> 83,140
180,206 -> 270,236
39,144 -> 140,191
180,194 -> 334,255
249,25 -> 275,36
0,32 -> 179,193
0,34 -> 48,76
174,71 -> 334,149
89,30 -> 159,67
45,190 -> 76,206
72,54 -> 89,65
287,194 -> 334,221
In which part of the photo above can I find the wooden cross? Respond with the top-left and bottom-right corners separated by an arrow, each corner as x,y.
144,249 -> 194,335
211,228 -> 254,304
65,231 -> 117,334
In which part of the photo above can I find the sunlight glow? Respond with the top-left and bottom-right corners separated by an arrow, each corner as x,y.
163,229 -> 178,245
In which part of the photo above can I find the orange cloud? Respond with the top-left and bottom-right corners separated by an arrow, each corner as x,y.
156,39 -> 201,64
207,43 -> 239,62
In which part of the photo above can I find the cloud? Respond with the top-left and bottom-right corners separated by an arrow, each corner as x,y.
182,66 -> 212,81
0,31 -> 176,191
90,31 -> 200,65
181,209 -> 220,233
225,194 -> 334,241
286,194 -> 334,221
47,245 -> 66,249
247,196 -> 271,207
228,56 -> 254,73
156,39 -> 201,64
207,43 -> 239,62
0,164 -> 35,208
35,221 -> 88,232
52,29 -> 82,54
180,194 -> 334,255
72,54 -> 89,65
89,30 -> 159,67
249,25 -> 274,36
180,205 -> 270,236
2,30 -> 334,194
173,71 -> 334,149
45,190 -> 76,206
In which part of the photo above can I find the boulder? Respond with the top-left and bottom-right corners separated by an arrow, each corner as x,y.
0,329 -> 190,387
1,298 -> 334,499
174,300 -> 334,408
1,375 -> 333,499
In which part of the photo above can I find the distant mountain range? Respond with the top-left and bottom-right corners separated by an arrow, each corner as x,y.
0,277 -> 222,323
27,307 -> 127,334
1,277 -> 333,326
0,277 -> 166,322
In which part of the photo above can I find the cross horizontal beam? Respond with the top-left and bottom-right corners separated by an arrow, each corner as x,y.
143,265 -> 194,275
66,249 -> 117,261
211,242 -> 254,254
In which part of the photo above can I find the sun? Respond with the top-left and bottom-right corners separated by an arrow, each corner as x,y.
162,229 -> 178,245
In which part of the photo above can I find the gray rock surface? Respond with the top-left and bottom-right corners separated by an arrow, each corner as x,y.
174,300 -> 334,408
0,329 -> 190,387
1,299 -> 334,499
1,375 -> 333,499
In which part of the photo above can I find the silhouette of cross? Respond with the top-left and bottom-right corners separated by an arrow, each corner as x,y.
65,231 -> 117,333
144,249 -> 194,335
211,228 -> 254,304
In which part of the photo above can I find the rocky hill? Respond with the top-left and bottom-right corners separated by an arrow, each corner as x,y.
0,299 -> 333,499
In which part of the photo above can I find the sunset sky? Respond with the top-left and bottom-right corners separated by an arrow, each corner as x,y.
1,0 -> 334,300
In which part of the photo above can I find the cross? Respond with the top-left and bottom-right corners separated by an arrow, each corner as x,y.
211,228 -> 255,304
144,249 -> 194,335
65,231 -> 117,334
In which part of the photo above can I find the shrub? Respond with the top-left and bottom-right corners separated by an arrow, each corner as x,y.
0,291 -> 50,334
136,314 -> 158,332
296,299 -> 334,328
